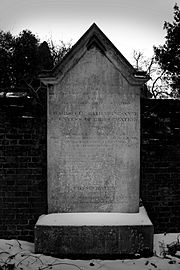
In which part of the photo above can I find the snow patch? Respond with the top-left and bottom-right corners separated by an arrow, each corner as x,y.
1,235 -> 180,270
36,206 -> 153,226
154,233 -> 180,256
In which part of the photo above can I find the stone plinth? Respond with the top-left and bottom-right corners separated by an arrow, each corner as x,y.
35,207 -> 153,258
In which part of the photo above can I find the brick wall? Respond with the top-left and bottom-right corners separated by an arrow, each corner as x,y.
0,97 -> 47,242
141,99 -> 180,233
0,97 -> 180,241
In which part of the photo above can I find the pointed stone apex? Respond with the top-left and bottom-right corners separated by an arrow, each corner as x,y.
39,23 -> 149,86
90,22 -> 100,29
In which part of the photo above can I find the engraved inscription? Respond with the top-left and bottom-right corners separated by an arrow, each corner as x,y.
48,47 -> 140,213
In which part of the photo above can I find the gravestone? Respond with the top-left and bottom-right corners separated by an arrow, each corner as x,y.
35,23 -> 153,257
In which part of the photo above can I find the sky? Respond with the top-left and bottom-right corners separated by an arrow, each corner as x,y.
0,0 -> 180,63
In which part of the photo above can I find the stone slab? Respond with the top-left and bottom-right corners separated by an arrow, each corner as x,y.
48,47 -> 140,213
35,207 -> 153,258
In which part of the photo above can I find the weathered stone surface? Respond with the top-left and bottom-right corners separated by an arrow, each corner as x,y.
47,44 -> 141,213
35,225 -> 153,258
35,208 -> 154,258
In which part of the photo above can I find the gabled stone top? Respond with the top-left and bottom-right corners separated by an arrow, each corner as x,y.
39,23 -> 149,86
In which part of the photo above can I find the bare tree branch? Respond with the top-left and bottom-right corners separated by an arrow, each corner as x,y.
133,50 -> 143,70
132,50 -> 171,98
146,57 -> 155,75
151,70 -> 166,97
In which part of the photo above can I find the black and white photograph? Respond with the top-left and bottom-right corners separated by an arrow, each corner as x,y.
0,0 -> 180,269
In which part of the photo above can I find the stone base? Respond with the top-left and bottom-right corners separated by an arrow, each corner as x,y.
34,207 -> 153,259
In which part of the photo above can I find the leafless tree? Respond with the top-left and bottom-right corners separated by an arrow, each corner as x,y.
132,50 -> 172,98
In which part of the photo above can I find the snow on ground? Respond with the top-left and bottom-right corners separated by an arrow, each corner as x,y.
0,233 -> 180,270
154,233 -> 180,257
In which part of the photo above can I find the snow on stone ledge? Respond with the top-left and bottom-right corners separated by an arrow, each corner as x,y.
36,206 -> 152,226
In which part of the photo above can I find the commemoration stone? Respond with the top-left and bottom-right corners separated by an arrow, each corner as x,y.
48,44 -> 140,213
35,23 -> 153,258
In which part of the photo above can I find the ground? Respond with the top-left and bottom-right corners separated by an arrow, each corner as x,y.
0,233 -> 180,270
